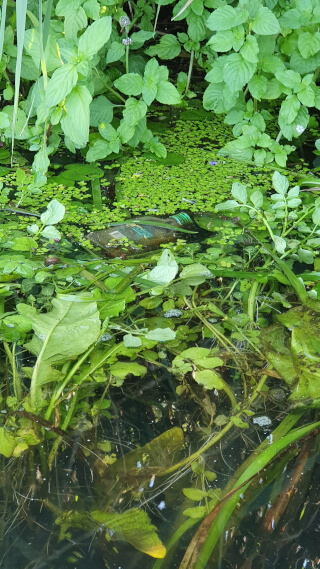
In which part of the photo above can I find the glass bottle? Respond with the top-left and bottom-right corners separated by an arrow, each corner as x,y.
86,212 -> 193,257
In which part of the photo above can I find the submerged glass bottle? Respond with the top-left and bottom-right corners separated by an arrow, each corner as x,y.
86,212 -> 193,257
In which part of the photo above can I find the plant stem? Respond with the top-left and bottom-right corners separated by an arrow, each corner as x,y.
185,49 -> 194,95
247,280 -> 259,322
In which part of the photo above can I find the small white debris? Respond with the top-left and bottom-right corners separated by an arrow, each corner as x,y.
296,125 -> 305,134
158,501 -> 165,510
253,416 -> 272,427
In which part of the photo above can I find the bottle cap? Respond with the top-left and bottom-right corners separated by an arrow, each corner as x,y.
171,212 -> 193,226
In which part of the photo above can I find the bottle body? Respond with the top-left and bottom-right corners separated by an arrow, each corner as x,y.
86,213 -> 192,257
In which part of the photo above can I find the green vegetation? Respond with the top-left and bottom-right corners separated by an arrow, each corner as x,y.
2,0 -> 320,567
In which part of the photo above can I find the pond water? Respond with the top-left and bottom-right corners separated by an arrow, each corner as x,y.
1,110 -> 320,569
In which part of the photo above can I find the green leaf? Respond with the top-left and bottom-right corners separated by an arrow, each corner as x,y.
223,53 -> 256,91
206,6 -> 248,31
298,248 -> 314,264
114,73 -> 144,96
19,295 -> 101,409
203,83 -> 225,113
0,428 -> 16,458
273,235 -> 286,254
123,98 -> 147,126
180,263 -> 212,279
86,139 -> 113,161
272,171 -> 289,195
90,95 -> 113,127
207,30 -> 234,52
231,182 -> 247,204
187,11 -> 208,42
110,361 -> 147,379
182,488 -> 208,500
231,416 -> 249,428
46,63 -> 78,107
183,506 -> 207,519
279,94 -> 300,125
296,83 -> 315,107
275,70 -> 301,89
40,199 -> 65,225
215,200 -> 240,211
145,34 -> 181,59
254,148 -> 267,166
251,7 -> 280,35
106,41 -> 125,64
91,508 -> 166,558
140,249 -> 178,286
41,226 -> 61,240
145,327 -> 176,342
248,75 -> 267,100
156,81 -> 181,104
78,16 -> 112,59
312,207 -> 320,225
250,190 -> 263,208
240,35 -> 259,63
142,58 -> 160,105
298,31 -> 320,59
194,369 -> 224,390
61,85 -> 92,147
123,334 -> 142,348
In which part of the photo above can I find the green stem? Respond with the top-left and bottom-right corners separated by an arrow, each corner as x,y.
153,1 -> 161,32
185,49 -> 194,95
276,129 -> 282,143
247,280 -> 259,322
125,43 -> 130,74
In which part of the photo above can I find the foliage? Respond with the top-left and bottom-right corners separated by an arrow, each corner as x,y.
1,0 -> 320,173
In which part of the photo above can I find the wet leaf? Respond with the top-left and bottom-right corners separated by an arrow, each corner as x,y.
182,488 -> 208,501
110,361 -> 147,379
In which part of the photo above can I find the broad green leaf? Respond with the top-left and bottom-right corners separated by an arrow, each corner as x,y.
279,94 -> 300,125
275,70 -> 301,89
145,34 -> 181,59
312,207 -> 320,225
207,30 -> 234,52
61,85 -> 92,147
251,7 -> 280,35
90,95 -> 113,127
123,98 -> 147,126
46,64 -> 78,108
19,295 -> 101,408
24,29 -> 62,72
206,6 -> 247,31
142,58 -> 160,105
215,200 -> 240,211
41,226 -> 61,240
78,16 -> 112,59
98,124 -> 120,152
147,138 -> 167,158
205,59 -> 225,83
182,488 -> 208,501
86,139 -> 113,161
272,171 -> 289,195
296,83 -> 315,107
231,182 -> 247,204
203,83 -> 225,113
110,361 -> 147,378
145,328 -> 176,342
91,508 -> 166,558
114,73 -> 143,96
254,148 -> 267,166
0,428 -> 16,458
156,81 -> 181,104
279,9 -> 303,29
240,35 -> 259,63
0,112 -> 10,128
273,235 -> 286,254
250,190 -> 263,208
180,263 -> 212,279
183,506 -> 207,519
140,249 -> 178,286
64,6 -> 87,41
106,41 -> 125,64
298,31 -> 320,59
297,248 -> 314,264
123,334 -> 142,348
223,53 -> 256,91
40,199 -> 65,225
194,369 -> 224,389
187,12 -> 208,42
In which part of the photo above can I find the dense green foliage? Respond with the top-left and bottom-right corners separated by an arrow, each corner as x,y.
1,0 -> 320,172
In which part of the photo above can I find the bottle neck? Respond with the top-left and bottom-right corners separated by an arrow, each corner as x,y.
170,213 -> 193,227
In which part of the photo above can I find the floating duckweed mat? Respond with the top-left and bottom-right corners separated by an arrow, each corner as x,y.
1,113 -> 308,242
116,116 -> 301,216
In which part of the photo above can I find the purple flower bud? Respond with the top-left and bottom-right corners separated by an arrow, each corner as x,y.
209,160 -> 218,166
122,37 -> 133,46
